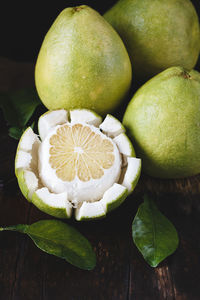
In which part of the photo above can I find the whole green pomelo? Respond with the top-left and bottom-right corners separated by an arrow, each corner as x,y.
123,66 -> 200,179
35,5 -> 132,115
104,0 -> 200,83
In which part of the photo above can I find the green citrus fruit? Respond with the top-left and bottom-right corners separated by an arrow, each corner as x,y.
123,66 -> 200,178
35,5 -> 132,115
104,0 -> 200,82
15,109 -> 141,220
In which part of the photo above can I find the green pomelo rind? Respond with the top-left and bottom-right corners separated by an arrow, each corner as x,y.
75,179 -> 139,221
31,191 -> 71,219
131,167 -> 141,192
16,169 -> 71,218
100,114 -> 126,136
120,157 -> 141,194
114,133 -> 136,157
104,0 -> 200,82
75,184 -> 129,221
15,127 -> 40,201
123,66 -> 200,178
16,169 -> 32,202
101,185 -> 129,213
14,127 -> 34,174
75,202 -> 106,221
35,5 -> 132,115
75,211 -> 106,222
127,160 -> 141,194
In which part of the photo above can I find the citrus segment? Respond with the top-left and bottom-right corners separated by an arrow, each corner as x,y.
48,123 -> 115,182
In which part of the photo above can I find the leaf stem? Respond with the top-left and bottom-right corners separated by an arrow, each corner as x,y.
0,224 -> 27,233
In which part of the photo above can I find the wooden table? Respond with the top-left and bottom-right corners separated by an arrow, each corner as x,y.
1,57 -> 200,300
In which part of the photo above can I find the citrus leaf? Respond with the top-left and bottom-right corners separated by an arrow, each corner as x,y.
1,220 -> 96,270
0,88 -> 41,139
8,126 -> 25,140
132,195 -> 179,267
8,121 -> 35,140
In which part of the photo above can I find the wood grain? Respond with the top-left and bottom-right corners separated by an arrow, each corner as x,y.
1,57 -> 200,300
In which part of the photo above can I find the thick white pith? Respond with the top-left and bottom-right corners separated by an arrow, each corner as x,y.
70,109 -> 102,127
38,109 -> 68,140
15,109 -> 141,220
34,187 -> 72,217
99,114 -> 125,137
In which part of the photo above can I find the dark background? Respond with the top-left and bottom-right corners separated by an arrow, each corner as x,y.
1,0 -> 116,62
1,0 -> 200,63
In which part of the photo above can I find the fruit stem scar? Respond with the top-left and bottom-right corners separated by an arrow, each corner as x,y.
73,6 -> 84,12
182,71 -> 191,79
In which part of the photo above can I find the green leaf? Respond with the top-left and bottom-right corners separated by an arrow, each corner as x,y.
1,220 -> 96,270
0,92 -> 19,127
8,121 -> 35,140
8,126 -> 25,140
0,88 -> 41,139
132,195 -> 179,267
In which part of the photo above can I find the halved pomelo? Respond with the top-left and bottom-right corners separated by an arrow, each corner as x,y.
15,109 -> 141,221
